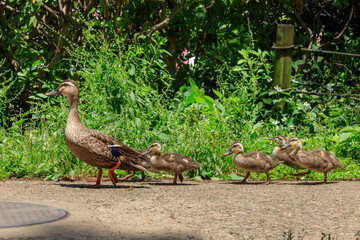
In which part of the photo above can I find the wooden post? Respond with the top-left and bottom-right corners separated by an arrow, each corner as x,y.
273,24 -> 294,111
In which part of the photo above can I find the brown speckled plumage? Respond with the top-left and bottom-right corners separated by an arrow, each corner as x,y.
46,79 -> 150,187
268,135 -> 301,169
224,142 -> 283,184
145,141 -> 203,184
282,137 -> 342,183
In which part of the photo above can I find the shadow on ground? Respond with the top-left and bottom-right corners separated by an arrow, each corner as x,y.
3,224 -> 202,240
58,183 -> 150,189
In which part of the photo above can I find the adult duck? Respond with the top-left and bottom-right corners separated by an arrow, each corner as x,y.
46,79 -> 151,187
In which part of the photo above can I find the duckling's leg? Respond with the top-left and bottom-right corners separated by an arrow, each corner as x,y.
179,174 -> 184,183
141,171 -> 145,181
322,172 -> 328,184
83,168 -> 103,188
108,161 -> 122,186
118,172 -> 135,181
264,171 -> 271,185
290,170 -> 311,176
240,171 -> 251,183
173,174 -> 178,185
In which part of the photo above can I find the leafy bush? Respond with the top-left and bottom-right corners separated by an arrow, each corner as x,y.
1,27 -> 359,182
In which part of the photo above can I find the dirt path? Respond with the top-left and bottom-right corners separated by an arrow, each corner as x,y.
1,178 -> 360,240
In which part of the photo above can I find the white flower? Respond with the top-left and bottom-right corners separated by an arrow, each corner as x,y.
291,79 -> 298,83
271,120 -> 280,125
274,85 -> 283,92
304,102 -> 310,107
281,116 -> 287,122
289,125 -> 295,129
267,78 -> 273,82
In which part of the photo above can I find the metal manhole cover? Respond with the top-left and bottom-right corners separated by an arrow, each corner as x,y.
0,202 -> 68,228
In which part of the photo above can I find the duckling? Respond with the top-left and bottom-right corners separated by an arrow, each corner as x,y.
144,141 -> 203,185
108,147 -> 152,181
282,137 -> 343,184
46,79 -> 151,187
268,135 -> 301,169
224,142 -> 283,184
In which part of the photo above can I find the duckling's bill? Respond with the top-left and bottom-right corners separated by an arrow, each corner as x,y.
223,149 -> 233,156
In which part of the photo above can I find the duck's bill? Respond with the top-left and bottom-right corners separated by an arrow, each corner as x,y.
45,88 -> 61,96
223,149 -> 233,156
267,137 -> 275,141
281,143 -> 291,149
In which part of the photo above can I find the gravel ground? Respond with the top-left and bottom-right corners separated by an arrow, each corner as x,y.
1,178 -> 360,240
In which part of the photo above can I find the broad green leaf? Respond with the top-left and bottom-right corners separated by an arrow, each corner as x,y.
189,78 -> 199,94
128,64 -> 135,76
228,173 -> 244,181
203,95 -> 214,104
213,89 -> 222,99
32,60 -> 41,67
263,98 -> 272,104
194,96 -> 205,103
192,176 -> 203,181
339,132 -> 353,143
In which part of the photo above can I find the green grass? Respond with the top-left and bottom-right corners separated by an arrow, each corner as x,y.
0,33 -> 359,182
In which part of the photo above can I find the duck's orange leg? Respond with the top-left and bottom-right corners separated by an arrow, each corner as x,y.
109,161 -> 122,186
110,170 -> 118,183
83,168 -> 103,188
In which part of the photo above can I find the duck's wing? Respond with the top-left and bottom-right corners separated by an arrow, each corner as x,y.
159,152 -> 178,163
159,153 -> 202,173
245,152 -> 282,169
173,153 -> 203,168
310,149 -> 342,170
276,148 -> 297,161
85,129 -> 151,172
276,148 -> 300,168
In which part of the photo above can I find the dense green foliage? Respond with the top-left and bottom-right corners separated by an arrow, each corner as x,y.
0,0 -> 359,182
